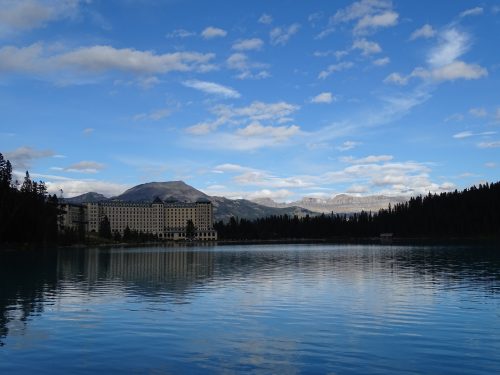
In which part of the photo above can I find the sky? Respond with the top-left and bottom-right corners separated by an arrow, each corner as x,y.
1,0 -> 499,201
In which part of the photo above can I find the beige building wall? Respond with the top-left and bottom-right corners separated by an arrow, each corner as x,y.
80,199 -> 216,240
58,203 -> 85,231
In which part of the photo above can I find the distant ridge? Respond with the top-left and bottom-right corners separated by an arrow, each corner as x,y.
64,192 -> 108,204
64,181 -> 312,222
252,194 -> 408,214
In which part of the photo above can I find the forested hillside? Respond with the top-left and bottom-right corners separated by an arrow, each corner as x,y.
215,182 -> 500,240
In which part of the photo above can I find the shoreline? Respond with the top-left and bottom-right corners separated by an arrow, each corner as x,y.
2,236 -> 499,252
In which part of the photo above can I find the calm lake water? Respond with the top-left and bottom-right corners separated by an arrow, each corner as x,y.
1,244 -> 499,374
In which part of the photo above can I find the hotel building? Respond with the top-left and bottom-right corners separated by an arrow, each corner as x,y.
60,198 -> 217,241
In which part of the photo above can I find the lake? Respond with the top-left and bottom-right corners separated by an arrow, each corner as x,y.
1,244 -> 499,374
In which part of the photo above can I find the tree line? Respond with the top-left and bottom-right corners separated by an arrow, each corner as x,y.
0,153 -> 59,245
214,182 -> 500,240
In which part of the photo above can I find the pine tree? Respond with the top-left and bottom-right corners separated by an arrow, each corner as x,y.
98,216 -> 112,239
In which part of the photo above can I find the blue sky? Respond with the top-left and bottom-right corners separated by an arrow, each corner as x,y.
1,0 -> 499,201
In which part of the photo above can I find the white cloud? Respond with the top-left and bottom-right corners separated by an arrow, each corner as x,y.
346,184 -> 370,194
215,101 -> 299,123
226,52 -> 270,80
341,155 -> 394,164
0,43 -> 45,74
496,108 -> 500,122
337,141 -> 361,151
469,107 -> 487,117
332,0 -> 398,34
235,70 -> 271,80
232,38 -> 264,51
315,27 -> 336,39
246,189 -> 295,201
133,108 -> 171,121
165,29 -> 196,38
186,122 -> 215,135
354,11 -> 398,34
453,130 -> 495,139
428,28 -> 469,67
421,61 -> 487,81
313,50 -> 349,59
82,127 -> 94,135
485,162 -> 496,168
385,28 -> 487,85
352,39 -> 382,55
333,0 -> 392,23
64,161 -> 105,174
384,72 -> 408,85
0,43 -> 217,79
44,178 -> 129,198
182,79 -> 240,98
384,61 -> 488,85
373,57 -> 390,66
137,76 -> 160,89
478,141 -> 500,148
0,0 -> 81,36
311,92 -> 334,104
318,61 -> 353,79
453,131 -> 474,139
185,101 -> 301,150
5,146 -> 54,170
226,53 -> 250,70
213,163 -> 255,173
236,123 -> 300,140
57,45 -> 215,74
201,26 -> 227,39
410,24 -> 436,40
460,7 -> 484,18
258,13 -> 273,24
222,158 -> 454,196
269,23 -> 300,46
186,101 -> 299,136
233,171 -> 315,188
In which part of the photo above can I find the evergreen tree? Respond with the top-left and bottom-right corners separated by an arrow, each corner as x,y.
185,219 -> 196,240
98,216 -> 112,239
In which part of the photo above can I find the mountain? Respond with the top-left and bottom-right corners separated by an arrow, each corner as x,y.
253,194 -> 408,214
67,181 -> 313,222
209,196 -> 311,222
64,192 -> 108,204
115,181 -> 208,202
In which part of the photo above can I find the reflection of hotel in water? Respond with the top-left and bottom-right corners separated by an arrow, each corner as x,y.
59,197 -> 217,241
57,247 -> 215,292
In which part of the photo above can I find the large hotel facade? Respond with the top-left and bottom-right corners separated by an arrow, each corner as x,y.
59,198 -> 217,241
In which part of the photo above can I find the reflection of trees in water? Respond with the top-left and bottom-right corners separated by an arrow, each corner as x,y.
0,250 -> 58,346
210,245 -> 500,293
1,245 -> 499,346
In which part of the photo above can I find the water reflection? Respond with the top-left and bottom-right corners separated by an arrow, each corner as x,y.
1,244 -> 499,373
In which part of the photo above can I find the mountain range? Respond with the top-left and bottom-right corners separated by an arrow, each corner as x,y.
64,181 -> 312,222
252,194 -> 408,214
64,181 -> 407,221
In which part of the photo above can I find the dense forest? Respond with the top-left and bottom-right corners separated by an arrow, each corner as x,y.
215,182 -> 500,240
0,153 -> 60,245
